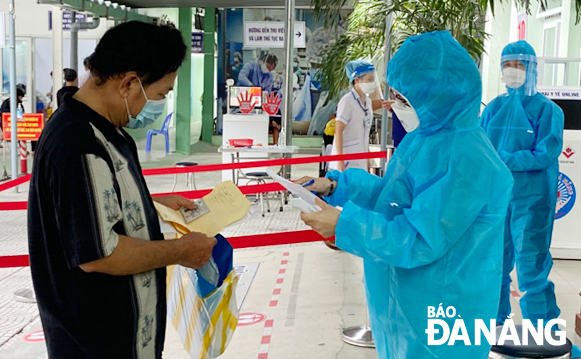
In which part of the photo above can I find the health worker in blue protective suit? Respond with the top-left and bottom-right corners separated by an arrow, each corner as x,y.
480,42 -> 565,326
237,54 -> 278,93
298,31 -> 514,359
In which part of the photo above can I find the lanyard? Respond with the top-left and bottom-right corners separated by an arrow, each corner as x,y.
351,90 -> 369,117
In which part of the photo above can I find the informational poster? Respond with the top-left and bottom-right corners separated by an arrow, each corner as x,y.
48,11 -> 87,31
192,32 -> 204,54
244,21 -> 306,49
220,9 -> 346,135
544,85 -> 581,258
2,113 -> 45,141
540,89 -> 581,100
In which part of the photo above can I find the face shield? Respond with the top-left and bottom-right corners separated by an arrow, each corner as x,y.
501,53 -> 537,96
347,61 -> 382,99
354,71 -> 381,97
391,88 -> 419,132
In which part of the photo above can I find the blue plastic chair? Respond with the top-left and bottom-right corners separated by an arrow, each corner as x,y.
146,113 -> 172,154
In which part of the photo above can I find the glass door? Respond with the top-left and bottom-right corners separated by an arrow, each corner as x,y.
1,37 -> 33,113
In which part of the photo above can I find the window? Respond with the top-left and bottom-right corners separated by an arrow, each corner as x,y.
542,19 -> 562,86
2,40 -> 29,94
537,0 -> 562,19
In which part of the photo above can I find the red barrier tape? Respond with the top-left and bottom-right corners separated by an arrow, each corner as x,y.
0,152 -> 383,195
152,183 -> 284,199
142,151 -> 386,176
0,151 -> 385,210
0,174 -> 31,193
0,202 -> 28,211
0,230 -> 331,268
0,254 -> 29,268
0,183 -> 286,211
228,230 -> 332,249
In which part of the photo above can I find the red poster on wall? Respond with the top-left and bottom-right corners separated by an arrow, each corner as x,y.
2,113 -> 45,141
517,14 -> 527,41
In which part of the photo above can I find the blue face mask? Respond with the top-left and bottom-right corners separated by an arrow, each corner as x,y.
124,79 -> 166,129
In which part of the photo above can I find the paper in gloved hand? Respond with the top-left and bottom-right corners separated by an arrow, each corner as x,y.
266,169 -> 321,212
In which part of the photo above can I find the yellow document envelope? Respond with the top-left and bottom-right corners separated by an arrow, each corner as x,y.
155,181 -> 251,237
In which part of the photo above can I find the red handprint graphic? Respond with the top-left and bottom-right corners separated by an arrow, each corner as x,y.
237,91 -> 256,114
263,93 -> 282,115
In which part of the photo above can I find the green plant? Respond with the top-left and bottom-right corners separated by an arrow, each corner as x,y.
312,0 -> 580,99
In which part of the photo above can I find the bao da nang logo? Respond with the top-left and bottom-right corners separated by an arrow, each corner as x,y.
555,172 -> 576,219
426,304 -> 566,346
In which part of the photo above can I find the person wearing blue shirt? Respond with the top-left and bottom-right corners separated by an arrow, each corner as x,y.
480,41 -> 569,332
237,54 -> 278,93
298,31 -> 514,359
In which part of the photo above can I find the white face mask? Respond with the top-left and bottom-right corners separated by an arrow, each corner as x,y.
392,92 -> 419,132
261,63 -> 270,74
359,82 -> 377,95
502,67 -> 527,89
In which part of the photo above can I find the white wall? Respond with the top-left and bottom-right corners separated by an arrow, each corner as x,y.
481,4 -> 513,105
0,0 -> 115,111
483,0 -> 581,103
35,38 -> 97,96
0,0 -> 113,39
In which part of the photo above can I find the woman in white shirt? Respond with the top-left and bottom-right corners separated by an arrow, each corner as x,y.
330,60 -> 390,171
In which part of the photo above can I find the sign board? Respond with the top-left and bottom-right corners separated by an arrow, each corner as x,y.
48,11 -> 87,31
539,88 -> 581,258
552,137 -> 581,259
192,32 -> 204,54
2,113 -> 45,141
540,89 -> 581,100
517,14 -> 527,41
244,21 -> 306,49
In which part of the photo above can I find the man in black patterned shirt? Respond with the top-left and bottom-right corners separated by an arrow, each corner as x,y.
28,21 -> 216,359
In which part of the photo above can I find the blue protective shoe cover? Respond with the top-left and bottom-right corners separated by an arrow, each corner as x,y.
572,344 -> 581,358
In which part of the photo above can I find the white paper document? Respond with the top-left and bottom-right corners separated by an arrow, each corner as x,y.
266,169 -> 321,212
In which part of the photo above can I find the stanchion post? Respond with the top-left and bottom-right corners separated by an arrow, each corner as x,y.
341,308 -> 375,348
8,0 -> 18,192
1,137 -> 9,181
282,0 -> 295,181
379,13 -> 394,177
19,140 -> 26,174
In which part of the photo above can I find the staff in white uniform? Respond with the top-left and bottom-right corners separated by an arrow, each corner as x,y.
330,60 -> 390,171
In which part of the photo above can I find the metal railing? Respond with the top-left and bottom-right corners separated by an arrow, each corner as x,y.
537,57 -> 581,87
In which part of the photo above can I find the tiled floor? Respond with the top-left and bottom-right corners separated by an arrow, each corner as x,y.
1,139 -> 581,358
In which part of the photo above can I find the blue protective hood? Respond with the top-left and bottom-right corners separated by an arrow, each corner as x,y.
501,41 -> 538,96
386,31 -> 482,134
